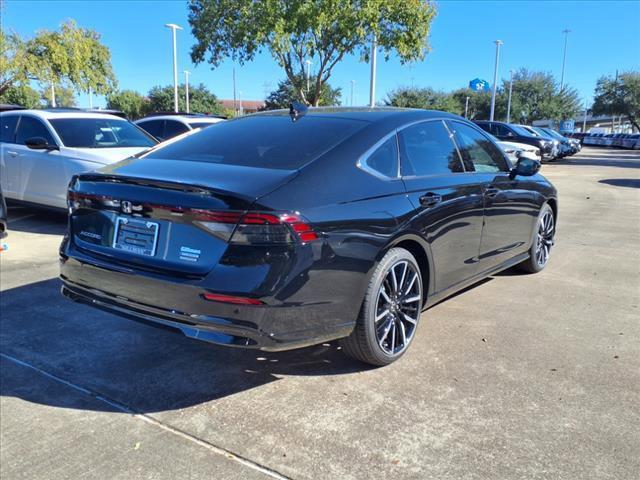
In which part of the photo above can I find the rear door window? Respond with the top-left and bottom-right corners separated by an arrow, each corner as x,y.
448,121 -> 508,173
137,120 -> 165,139
0,115 -> 19,143
398,120 -> 464,176
16,116 -> 56,146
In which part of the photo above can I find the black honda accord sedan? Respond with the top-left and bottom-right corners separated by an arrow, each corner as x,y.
60,107 -> 557,366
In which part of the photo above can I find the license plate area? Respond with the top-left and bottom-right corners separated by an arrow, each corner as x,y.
112,217 -> 159,257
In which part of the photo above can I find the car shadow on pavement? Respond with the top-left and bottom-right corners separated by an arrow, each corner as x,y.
5,204 -> 68,235
0,277 -> 372,415
598,178 -> 640,189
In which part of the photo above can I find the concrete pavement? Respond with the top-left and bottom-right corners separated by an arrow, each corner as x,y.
1,147 -> 639,479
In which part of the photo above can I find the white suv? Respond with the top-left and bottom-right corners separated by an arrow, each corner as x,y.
0,109 -> 157,209
135,114 -> 225,142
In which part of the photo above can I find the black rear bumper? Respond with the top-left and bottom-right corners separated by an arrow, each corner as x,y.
59,236 -> 360,351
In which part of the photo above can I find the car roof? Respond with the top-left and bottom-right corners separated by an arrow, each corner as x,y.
135,115 -> 225,123
0,109 -> 127,121
244,106 -> 463,125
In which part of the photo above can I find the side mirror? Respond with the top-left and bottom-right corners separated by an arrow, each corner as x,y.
25,137 -> 58,151
509,157 -> 540,179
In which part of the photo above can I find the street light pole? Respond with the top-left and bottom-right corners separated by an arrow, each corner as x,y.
506,69 -> 514,123
350,80 -> 355,107
489,40 -> 503,122
582,99 -> 588,132
560,29 -> 571,91
165,23 -> 183,113
50,84 -> 56,108
369,34 -> 377,108
184,70 -> 191,113
305,59 -> 312,94
464,96 -> 469,118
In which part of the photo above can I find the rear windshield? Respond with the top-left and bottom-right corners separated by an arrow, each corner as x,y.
188,122 -> 220,129
50,118 -> 157,148
143,115 -> 367,170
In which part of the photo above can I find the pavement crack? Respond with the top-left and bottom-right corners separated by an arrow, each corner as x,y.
0,352 -> 292,480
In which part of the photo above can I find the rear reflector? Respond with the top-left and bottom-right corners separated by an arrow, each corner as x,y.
202,292 -> 264,305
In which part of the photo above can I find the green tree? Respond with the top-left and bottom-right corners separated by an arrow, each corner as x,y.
107,90 -> 151,119
495,69 -> 580,123
384,86 -> 459,113
0,31 -> 37,94
147,83 -> 223,114
450,88 -> 491,120
189,0 -> 437,106
0,20 -> 116,96
0,84 -> 40,108
263,74 -> 341,110
592,71 -> 640,132
40,84 -> 77,108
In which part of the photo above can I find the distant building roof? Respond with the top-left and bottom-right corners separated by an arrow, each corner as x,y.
220,99 -> 265,111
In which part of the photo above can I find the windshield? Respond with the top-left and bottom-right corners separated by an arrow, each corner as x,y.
143,115 -> 367,170
511,125 -> 536,137
542,128 -> 565,140
50,118 -> 157,148
531,127 -> 553,138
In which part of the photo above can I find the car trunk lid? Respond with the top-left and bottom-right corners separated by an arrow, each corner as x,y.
68,162 -> 298,276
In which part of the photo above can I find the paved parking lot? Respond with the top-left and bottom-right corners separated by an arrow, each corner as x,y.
1,147 -> 639,480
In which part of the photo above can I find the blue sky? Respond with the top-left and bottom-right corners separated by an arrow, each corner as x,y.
3,0 -> 639,108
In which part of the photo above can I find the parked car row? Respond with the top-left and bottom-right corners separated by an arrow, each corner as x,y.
473,121 -> 580,161
580,132 -> 640,149
1,105 -> 556,366
0,108 -> 227,210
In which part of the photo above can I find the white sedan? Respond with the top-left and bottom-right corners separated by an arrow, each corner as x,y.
497,140 -> 541,166
0,110 -> 157,209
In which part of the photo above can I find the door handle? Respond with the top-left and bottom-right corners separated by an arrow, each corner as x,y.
419,192 -> 442,207
483,187 -> 500,198
7,151 -> 19,157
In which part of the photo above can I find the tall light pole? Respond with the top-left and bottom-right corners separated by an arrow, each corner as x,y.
305,59 -> 312,94
369,34 -> 377,108
350,80 -> 355,106
506,69 -> 514,123
560,29 -> 571,91
88,87 -> 93,109
582,99 -> 588,132
464,96 -> 470,118
165,23 -> 182,112
232,67 -> 237,116
50,84 -> 56,108
489,40 -> 503,121
184,70 -> 191,113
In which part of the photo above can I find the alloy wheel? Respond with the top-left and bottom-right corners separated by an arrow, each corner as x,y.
535,211 -> 554,267
375,260 -> 422,355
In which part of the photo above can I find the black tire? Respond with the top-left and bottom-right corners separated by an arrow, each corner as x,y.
518,203 -> 555,273
340,248 -> 423,366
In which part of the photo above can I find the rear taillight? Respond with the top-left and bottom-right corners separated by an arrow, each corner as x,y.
196,211 -> 319,245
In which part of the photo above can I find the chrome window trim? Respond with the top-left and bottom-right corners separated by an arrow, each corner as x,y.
356,129 -> 401,181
